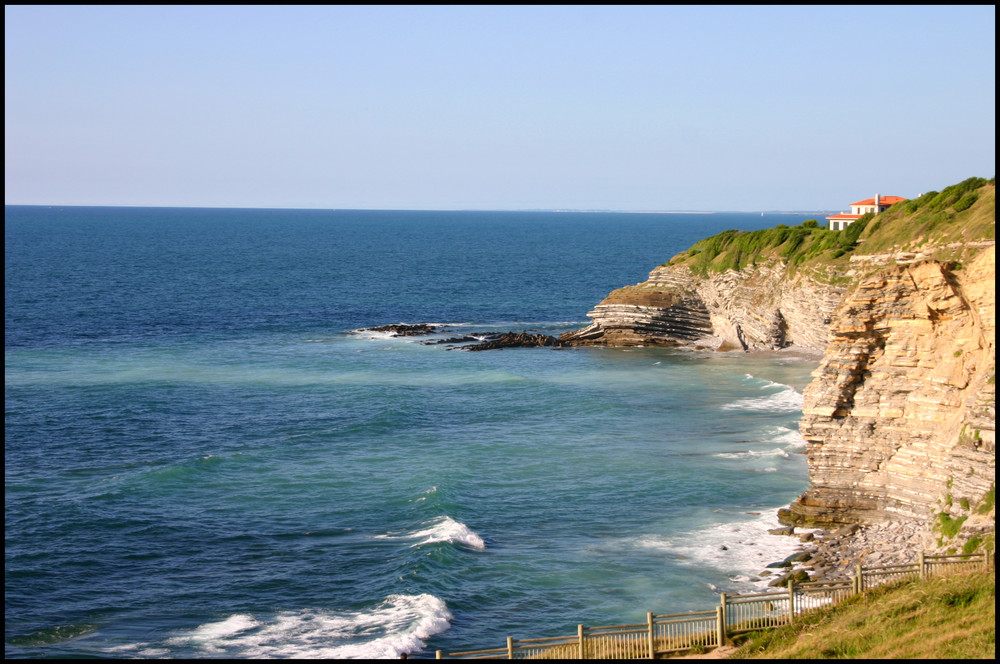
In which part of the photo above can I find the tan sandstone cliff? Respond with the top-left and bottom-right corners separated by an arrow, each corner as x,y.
784,247 -> 995,547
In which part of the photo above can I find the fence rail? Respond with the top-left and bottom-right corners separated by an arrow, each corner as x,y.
652,610 -> 720,655
435,549 -> 991,659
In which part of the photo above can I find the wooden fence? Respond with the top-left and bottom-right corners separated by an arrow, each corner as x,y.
435,550 -> 991,659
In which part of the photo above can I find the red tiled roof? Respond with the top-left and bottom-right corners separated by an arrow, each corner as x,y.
826,213 -> 863,220
850,196 -> 908,206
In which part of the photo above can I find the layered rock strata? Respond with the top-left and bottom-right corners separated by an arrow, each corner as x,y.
784,247 -> 995,536
560,262 -> 845,352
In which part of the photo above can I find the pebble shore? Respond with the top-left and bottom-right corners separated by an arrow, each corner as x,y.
754,519 -> 929,586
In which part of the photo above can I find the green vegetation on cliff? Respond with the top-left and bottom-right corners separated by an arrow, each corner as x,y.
730,568 -> 995,659
860,176 -> 995,253
668,177 -> 995,277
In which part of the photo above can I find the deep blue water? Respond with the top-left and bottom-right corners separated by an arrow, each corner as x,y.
6,206 -> 821,658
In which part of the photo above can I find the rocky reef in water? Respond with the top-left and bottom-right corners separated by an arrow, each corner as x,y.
353,324 -> 563,350
356,323 -> 444,337
462,332 -> 565,351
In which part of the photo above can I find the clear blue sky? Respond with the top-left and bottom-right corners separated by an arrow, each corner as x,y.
4,5 -> 995,211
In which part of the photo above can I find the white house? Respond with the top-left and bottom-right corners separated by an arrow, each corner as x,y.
827,194 -> 907,231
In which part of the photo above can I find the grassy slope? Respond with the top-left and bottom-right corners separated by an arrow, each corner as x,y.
728,569 -> 995,659
665,177 -> 995,279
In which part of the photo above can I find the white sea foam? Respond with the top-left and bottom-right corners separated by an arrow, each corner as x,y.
723,383 -> 803,412
159,594 -> 451,659
714,448 -> 790,459
411,486 -> 438,503
409,516 -> 487,551
375,516 -> 486,551
348,329 -> 398,341
632,511 -> 812,591
373,333 -> 427,344
188,614 -> 259,647
768,425 -> 807,448
347,325 -> 442,343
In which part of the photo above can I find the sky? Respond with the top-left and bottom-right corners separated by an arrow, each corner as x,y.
4,5 -> 996,211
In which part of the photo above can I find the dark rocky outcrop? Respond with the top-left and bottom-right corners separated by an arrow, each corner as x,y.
463,332 -> 565,351
422,335 -> 480,345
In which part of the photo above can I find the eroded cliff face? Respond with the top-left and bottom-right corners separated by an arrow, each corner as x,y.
560,262 -> 845,352
784,247 -> 995,545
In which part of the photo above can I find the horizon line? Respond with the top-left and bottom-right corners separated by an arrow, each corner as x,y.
5,203 -> 835,215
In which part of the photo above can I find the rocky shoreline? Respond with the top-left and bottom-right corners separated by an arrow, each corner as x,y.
756,519 -> 929,587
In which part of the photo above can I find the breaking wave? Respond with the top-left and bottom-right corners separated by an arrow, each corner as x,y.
714,448 -> 790,459
723,381 -> 803,412
631,512 -> 811,591
154,594 -> 452,659
375,516 -> 486,551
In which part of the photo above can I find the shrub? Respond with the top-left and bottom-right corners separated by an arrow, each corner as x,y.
953,193 -> 978,212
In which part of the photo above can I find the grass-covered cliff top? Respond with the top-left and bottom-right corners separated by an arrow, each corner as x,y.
667,177 -> 995,277
730,568 -> 995,659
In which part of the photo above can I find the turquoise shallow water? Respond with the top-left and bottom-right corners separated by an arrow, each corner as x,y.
6,206 -> 820,658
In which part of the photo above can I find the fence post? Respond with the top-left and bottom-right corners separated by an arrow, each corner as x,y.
719,592 -> 727,640
506,636 -> 513,659
578,624 -> 585,659
646,611 -> 655,659
715,605 -> 725,648
919,550 -> 926,579
787,579 -> 795,623
856,562 -> 864,593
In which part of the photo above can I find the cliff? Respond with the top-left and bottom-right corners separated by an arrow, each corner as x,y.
563,178 -> 996,550
559,261 -> 844,352
785,247 -> 995,542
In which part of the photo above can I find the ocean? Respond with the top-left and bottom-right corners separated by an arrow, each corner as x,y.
5,206 -> 821,658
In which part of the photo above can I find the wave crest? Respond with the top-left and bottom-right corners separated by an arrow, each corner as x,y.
723,384 -> 803,412
714,448 -> 790,459
374,516 -> 486,551
158,594 -> 451,659
408,516 -> 487,551
631,511 -> 812,590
